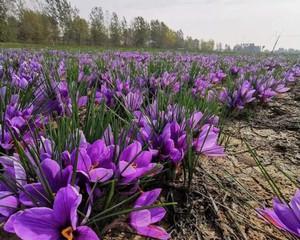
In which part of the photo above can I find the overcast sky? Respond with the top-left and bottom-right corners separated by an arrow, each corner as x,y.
52,0 -> 300,49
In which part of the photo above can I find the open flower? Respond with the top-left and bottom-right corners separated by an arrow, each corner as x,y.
258,190 -> 300,237
6,185 -> 100,240
118,141 -> 155,183
130,189 -> 170,240
71,140 -> 114,183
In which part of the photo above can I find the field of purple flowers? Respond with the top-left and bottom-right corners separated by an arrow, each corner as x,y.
0,50 -> 299,240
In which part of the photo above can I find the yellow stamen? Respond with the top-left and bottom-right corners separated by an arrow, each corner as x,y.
61,226 -> 74,240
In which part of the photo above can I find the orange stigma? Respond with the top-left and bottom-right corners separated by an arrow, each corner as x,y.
61,226 -> 74,240
263,213 -> 282,228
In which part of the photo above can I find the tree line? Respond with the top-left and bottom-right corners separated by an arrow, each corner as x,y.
0,0 -> 219,51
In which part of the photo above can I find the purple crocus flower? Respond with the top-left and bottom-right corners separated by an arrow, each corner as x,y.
258,190 -> 300,237
70,141 -> 114,183
124,92 -> 144,111
192,78 -> 211,96
0,128 -> 13,150
6,185 -> 100,240
158,121 -> 187,164
209,70 -> 226,84
275,84 -> 289,93
118,141 -> 155,183
19,159 -> 73,207
218,88 -> 231,106
189,111 -> 204,129
216,70 -> 227,81
130,189 -> 170,240
193,124 -> 225,157
255,79 -> 276,102
233,80 -> 256,109
58,81 -> 69,98
97,84 -> 115,107
78,96 -> 88,108
58,60 -> 66,81
230,66 -> 239,75
160,72 -> 180,93
11,73 -> 28,89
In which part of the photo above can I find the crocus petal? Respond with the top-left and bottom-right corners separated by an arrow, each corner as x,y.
62,150 -> 71,165
150,207 -> 166,224
78,96 -> 88,108
134,163 -> 156,179
10,116 -> 25,128
54,165 -> 73,192
76,226 -> 100,240
164,139 -> 175,154
177,134 -> 187,148
89,168 -> 113,182
258,208 -> 286,229
53,185 -> 82,230
71,148 -> 92,173
13,207 -> 60,240
119,160 -> 136,177
87,140 -> 106,166
119,141 -> 141,163
194,126 -> 225,157
0,156 -> 14,168
202,146 -> 225,157
41,137 -> 52,156
290,190 -> 300,222
169,149 -> 183,163
135,189 -> 162,207
79,130 -> 88,148
103,125 -> 114,145
19,183 -> 48,207
0,191 -> 18,217
0,142 -> 13,150
189,112 -> 203,128
4,211 -> 22,233
135,151 -> 152,167
131,210 -> 151,228
136,225 -> 170,240
41,159 -> 60,190
273,198 -> 300,236
13,160 -> 26,185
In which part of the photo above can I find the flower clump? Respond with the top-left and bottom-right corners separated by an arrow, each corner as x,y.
0,50 -> 297,239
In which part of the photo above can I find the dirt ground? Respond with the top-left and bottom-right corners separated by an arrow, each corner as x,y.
169,81 -> 300,240
1,82 -> 299,240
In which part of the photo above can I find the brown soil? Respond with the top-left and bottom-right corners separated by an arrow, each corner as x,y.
170,81 -> 300,240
